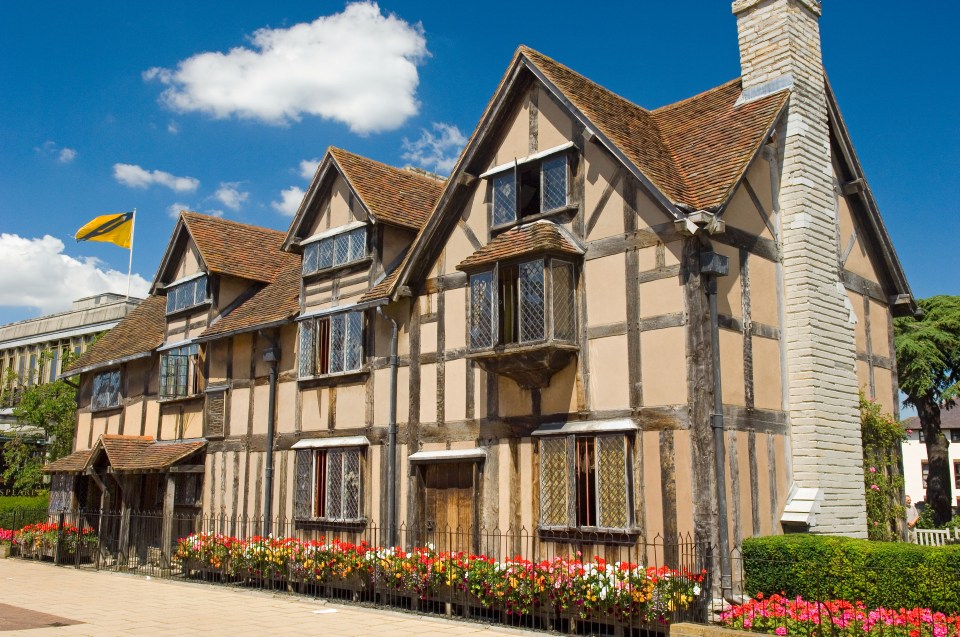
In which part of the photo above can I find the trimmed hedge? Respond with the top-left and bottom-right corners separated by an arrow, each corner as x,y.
742,534 -> 960,614
0,495 -> 49,530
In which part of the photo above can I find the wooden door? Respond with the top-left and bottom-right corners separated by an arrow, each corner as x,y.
420,463 -> 476,553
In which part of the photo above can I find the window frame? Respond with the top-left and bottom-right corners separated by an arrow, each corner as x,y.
294,444 -> 366,524
165,274 -> 210,315
950,430 -> 960,444
489,148 -> 572,230
468,256 -> 577,351
537,432 -> 634,533
159,343 -> 202,400
91,368 -> 122,411
954,461 -> 960,492
301,226 -> 369,277
298,311 -> 365,380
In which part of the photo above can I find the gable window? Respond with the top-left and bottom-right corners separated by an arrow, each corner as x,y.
538,433 -> 632,531
302,227 -> 367,276
294,443 -> 365,522
492,153 -> 568,226
166,275 -> 209,314
91,369 -> 121,410
469,258 -> 576,349
160,344 -> 201,399
298,311 -> 363,378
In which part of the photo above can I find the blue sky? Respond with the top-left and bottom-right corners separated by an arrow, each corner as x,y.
0,1 -> 956,326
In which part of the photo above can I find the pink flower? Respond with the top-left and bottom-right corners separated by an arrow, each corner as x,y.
871,484 -> 880,491
870,467 -> 877,473
907,429 -> 913,434
775,627 -> 787,636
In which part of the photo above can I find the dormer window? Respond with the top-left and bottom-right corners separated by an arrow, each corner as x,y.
302,226 -> 367,276
488,146 -> 571,227
165,275 -> 209,314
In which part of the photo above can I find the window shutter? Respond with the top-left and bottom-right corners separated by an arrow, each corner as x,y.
294,450 -> 313,519
596,435 -> 629,529
492,172 -> 516,226
541,155 -> 567,211
539,437 -> 570,527
298,321 -> 316,378
204,390 -> 226,439
519,260 -> 545,342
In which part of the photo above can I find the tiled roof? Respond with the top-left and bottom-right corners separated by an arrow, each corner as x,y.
43,450 -> 93,474
181,212 -> 299,284
201,265 -> 301,339
905,407 -> 960,430
330,148 -> 444,231
520,47 -> 789,211
99,435 -> 206,472
360,264 -> 403,303
456,221 -> 583,271
64,295 -> 166,374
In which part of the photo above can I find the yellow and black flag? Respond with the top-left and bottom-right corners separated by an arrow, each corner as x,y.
75,211 -> 134,249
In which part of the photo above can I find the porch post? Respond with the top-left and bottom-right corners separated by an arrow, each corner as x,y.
161,472 -> 176,568
117,475 -> 132,562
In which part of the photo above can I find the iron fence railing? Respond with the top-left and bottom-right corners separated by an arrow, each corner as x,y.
5,508 -> 712,636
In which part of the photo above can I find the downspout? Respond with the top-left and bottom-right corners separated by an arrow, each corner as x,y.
260,332 -> 280,537
377,306 -> 399,548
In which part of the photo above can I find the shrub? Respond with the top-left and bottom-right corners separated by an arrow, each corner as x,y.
742,534 -> 960,614
860,395 -> 906,541
0,496 -> 49,529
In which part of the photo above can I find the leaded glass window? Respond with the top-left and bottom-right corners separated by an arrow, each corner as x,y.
541,155 -> 567,212
489,152 -> 569,226
160,344 -> 200,398
538,434 -> 631,531
519,260 -> 546,342
551,260 -> 576,341
298,311 -> 363,378
492,173 -> 516,226
302,227 -> 367,276
294,446 -> 364,521
469,271 -> 495,349
92,368 -> 121,410
166,276 -> 209,314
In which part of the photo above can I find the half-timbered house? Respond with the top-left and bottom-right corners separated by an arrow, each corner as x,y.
49,0 -> 913,580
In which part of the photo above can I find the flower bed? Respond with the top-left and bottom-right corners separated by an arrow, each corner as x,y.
173,533 -> 703,625
13,522 -> 97,555
719,593 -> 960,637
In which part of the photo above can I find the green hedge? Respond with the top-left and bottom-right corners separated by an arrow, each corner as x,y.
0,494 -> 49,530
742,534 -> 960,613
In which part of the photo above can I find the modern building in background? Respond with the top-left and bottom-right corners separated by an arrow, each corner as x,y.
902,408 -> 960,507
0,293 -> 141,428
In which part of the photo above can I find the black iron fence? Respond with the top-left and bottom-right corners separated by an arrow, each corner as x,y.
5,508 -> 712,636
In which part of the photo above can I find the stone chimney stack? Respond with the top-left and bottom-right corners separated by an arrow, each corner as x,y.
732,0 -> 867,537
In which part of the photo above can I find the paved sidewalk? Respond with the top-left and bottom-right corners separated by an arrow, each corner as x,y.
0,559 -> 541,636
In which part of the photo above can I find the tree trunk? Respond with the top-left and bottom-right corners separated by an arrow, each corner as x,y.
918,395 -> 953,525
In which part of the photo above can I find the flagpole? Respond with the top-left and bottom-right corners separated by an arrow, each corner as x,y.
126,209 -> 136,300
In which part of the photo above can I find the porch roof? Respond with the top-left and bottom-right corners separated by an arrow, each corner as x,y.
44,436 -> 206,474
43,449 -> 94,474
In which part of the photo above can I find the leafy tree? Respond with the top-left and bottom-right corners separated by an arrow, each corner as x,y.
894,295 -> 960,526
2,348 -> 80,492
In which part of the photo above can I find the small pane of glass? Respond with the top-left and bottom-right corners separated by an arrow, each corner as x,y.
298,321 -> 315,378
329,314 -> 345,373
469,271 -> 495,349
541,155 -> 567,211
333,233 -> 351,267
348,228 -> 366,262
318,239 -> 333,270
552,261 -> 576,341
303,241 -> 319,274
519,260 -> 545,342
344,312 -> 363,371
492,172 -> 516,226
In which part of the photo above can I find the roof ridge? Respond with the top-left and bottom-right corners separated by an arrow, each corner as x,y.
180,211 -> 286,238
651,77 -> 744,114
329,147 -> 447,186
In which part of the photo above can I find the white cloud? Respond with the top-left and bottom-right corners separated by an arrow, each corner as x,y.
401,122 -> 466,174
35,141 -> 77,164
167,203 -> 223,220
213,182 -> 248,210
143,2 -> 428,133
113,163 -> 200,193
299,158 -> 322,180
0,234 -> 150,313
167,121 -> 180,134
271,186 -> 305,216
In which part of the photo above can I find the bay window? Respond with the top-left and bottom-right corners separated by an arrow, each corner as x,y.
469,257 -> 576,350
299,311 -> 363,378
492,152 -> 569,226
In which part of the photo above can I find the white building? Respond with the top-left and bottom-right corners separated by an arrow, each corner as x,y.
902,408 -> 960,508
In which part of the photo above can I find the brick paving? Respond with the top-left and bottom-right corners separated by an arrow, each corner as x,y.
0,559 -> 540,636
